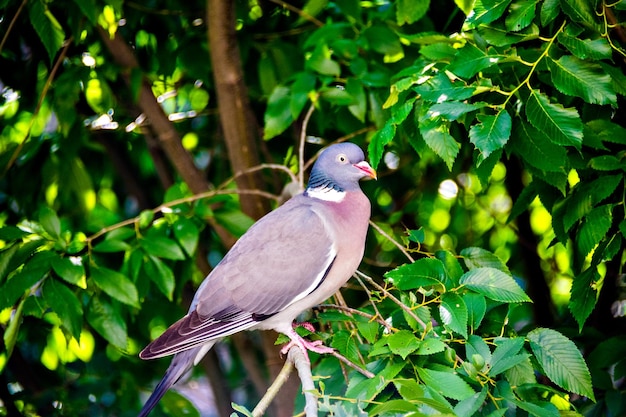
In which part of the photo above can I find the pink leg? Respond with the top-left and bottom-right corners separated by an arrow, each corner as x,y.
280,327 -> 334,362
293,321 -> 316,332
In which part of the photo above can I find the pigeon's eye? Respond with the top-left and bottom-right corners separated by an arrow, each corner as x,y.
336,154 -> 348,164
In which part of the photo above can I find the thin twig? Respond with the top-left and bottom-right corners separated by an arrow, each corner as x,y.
369,221 -> 415,263
268,0 -> 324,27
315,304 -> 392,332
0,0 -> 28,54
330,351 -> 375,378
2,37 -> 73,178
355,270 -> 429,332
298,103 -> 316,188
252,352 -> 295,417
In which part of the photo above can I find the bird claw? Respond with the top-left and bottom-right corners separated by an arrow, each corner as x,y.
281,330 -> 335,362
293,321 -> 316,333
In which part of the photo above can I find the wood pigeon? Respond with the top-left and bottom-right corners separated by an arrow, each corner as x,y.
137,142 -> 376,416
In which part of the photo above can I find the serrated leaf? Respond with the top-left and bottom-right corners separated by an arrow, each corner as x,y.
435,249 -> 464,288
465,0 -> 512,27
540,0 -> 560,26
141,236 -> 186,261
557,33 -> 612,60
562,174 -> 622,232
461,247 -> 511,274
490,337 -> 527,376
569,267 -> 600,331
173,217 -> 199,257
463,293 -> 487,331
332,330 -> 360,363
356,321 -> 379,344
510,119 -> 567,173
90,266 -> 139,307
560,0 -> 601,31
86,295 -> 127,349
440,292 -> 468,338
51,254 -> 86,288
548,56 -> 616,105
415,73 -> 476,102
29,0 -> 65,64
417,367 -> 475,401
43,278 -> 83,340
387,330 -> 421,359
385,257 -> 446,290
525,89 -> 583,147
590,155 -> 624,171
505,354 -> 537,385
454,386 -> 488,417
419,120 -> 460,170
527,328 -> 595,400
427,101 -> 486,121
466,334 -> 492,363
577,205 -> 612,257
144,255 -> 175,301
416,337 -> 446,355
505,0 -> 537,32
478,22 -> 539,47
460,267 -> 531,303
469,110 -> 512,159
448,43 -> 498,78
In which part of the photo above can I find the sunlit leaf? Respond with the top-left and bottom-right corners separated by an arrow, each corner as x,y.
448,43 -> 498,78
387,330 -> 421,359
468,110 -> 512,159
417,367 -> 475,400
440,292 -> 468,338
460,267 -> 531,303
557,32 -> 612,60
396,0 -> 429,25
528,328 -> 595,400
465,0 -> 512,27
385,257 -> 446,290
505,0 -> 537,32
548,56 -> 616,105
90,266 -> 139,307
525,89 -> 583,147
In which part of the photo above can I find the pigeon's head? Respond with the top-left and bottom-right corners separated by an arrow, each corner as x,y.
306,143 -> 376,195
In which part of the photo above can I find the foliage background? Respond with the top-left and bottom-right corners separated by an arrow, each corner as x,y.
1,0 -> 625,416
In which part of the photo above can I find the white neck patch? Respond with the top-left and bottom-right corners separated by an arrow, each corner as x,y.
306,186 -> 346,203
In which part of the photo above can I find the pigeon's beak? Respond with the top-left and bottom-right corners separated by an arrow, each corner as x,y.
354,161 -> 377,180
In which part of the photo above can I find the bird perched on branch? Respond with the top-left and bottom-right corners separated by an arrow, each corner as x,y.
137,142 -> 376,416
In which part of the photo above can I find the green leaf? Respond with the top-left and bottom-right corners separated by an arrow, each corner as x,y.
416,337 -> 446,355
440,292 -> 468,338
448,43 -> 498,78
465,0 -> 512,27
419,120 -> 460,170
387,330 -> 421,359
396,0 -> 429,25
141,236 -> 186,261
92,239 -> 131,253
557,32 -> 612,60
160,390 -> 201,417
43,278 -> 83,340
478,22 -> 539,47
0,251 -> 52,310
90,266 -> 139,307
369,400 -> 418,416
427,101 -> 486,121
460,247 -> 510,274
525,89 -> 583,147
306,43 -> 341,76
86,295 -> 127,349
490,337 -> 527,376
577,205 -> 612,258
469,110 -> 512,160
569,267 -> 600,331
415,73 -> 476,102
505,355 -> 536,385
417,367 -> 475,401
0,226 -> 30,241
3,296 -> 25,358
435,249 -> 464,287
331,330 -> 360,363
527,328 -> 595,400
356,321 -> 379,344
173,217 -> 199,257
540,0 -> 560,26
368,122 -> 396,170
264,86 -> 293,139
590,155 -> 625,171
463,293 -> 487,331
505,0 -> 537,32
346,78 -> 366,122
39,206 -> 61,239
560,0 -> 602,31
144,255 -> 175,301
28,0 -> 65,64
51,254 -> 86,288
562,174 -> 622,232
460,267 -> 531,303
548,56 -> 616,105
385,257 -> 446,291
394,379 -> 455,413
290,72 -> 316,119
455,388 -> 488,417
509,119 -> 568,173
364,24 -> 403,56
466,334 -> 492,364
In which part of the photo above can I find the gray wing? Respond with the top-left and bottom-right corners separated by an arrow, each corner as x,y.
140,195 -> 335,359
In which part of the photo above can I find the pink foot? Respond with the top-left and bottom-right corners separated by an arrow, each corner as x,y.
281,328 -> 334,362
293,321 -> 316,333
